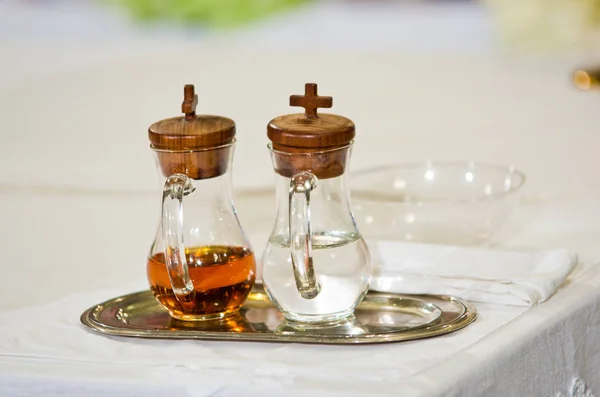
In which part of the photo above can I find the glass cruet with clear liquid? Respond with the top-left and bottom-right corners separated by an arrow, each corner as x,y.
146,84 -> 256,321
262,83 -> 372,323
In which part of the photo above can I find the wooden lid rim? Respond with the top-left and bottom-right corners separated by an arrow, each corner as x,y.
267,141 -> 353,155
150,139 -> 236,153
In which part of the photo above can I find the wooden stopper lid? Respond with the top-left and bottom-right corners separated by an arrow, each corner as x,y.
148,85 -> 235,151
267,83 -> 354,179
267,83 -> 355,151
149,85 -> 235,180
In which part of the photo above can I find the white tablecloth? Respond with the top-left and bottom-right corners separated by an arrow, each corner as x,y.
2,3 -> 600,395
2,189 -> 600,396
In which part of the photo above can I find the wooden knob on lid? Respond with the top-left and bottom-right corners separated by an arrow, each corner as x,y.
267,83 -> 355,179
148,85 -> 236,180
149,85 -> 235,151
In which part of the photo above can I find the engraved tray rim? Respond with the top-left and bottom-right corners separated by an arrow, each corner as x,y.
81,288 -> 477,345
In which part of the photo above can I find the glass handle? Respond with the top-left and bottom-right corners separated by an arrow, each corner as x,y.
162,174 -> 196,302
289,171 -> 320,299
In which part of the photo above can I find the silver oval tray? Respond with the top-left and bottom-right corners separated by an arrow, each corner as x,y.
81,285 -> 476,344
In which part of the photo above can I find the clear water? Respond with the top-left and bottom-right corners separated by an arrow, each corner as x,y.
262,231 -> 371,322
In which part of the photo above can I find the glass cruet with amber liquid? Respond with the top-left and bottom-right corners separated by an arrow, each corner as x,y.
146,85 -> 255,321
262,83 -> 372,323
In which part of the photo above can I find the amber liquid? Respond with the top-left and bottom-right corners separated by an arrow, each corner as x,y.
147,245 -> 256,321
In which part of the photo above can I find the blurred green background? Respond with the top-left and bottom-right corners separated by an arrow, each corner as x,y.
112,0 -> 309,28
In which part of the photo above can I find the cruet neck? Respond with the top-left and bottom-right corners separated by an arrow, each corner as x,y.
268,142 -> 352,180
153,141 -> 235,180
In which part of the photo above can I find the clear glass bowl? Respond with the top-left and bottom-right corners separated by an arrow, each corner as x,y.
350,162 -> 526,246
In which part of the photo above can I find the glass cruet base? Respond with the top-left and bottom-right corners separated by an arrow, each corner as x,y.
262,231 -> 371,323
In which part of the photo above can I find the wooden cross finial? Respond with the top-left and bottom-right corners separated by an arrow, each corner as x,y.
182,84 -> 198,121
290,83 -> 332,119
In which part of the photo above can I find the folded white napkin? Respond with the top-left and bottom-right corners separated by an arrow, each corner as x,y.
369,241 -> 578,306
